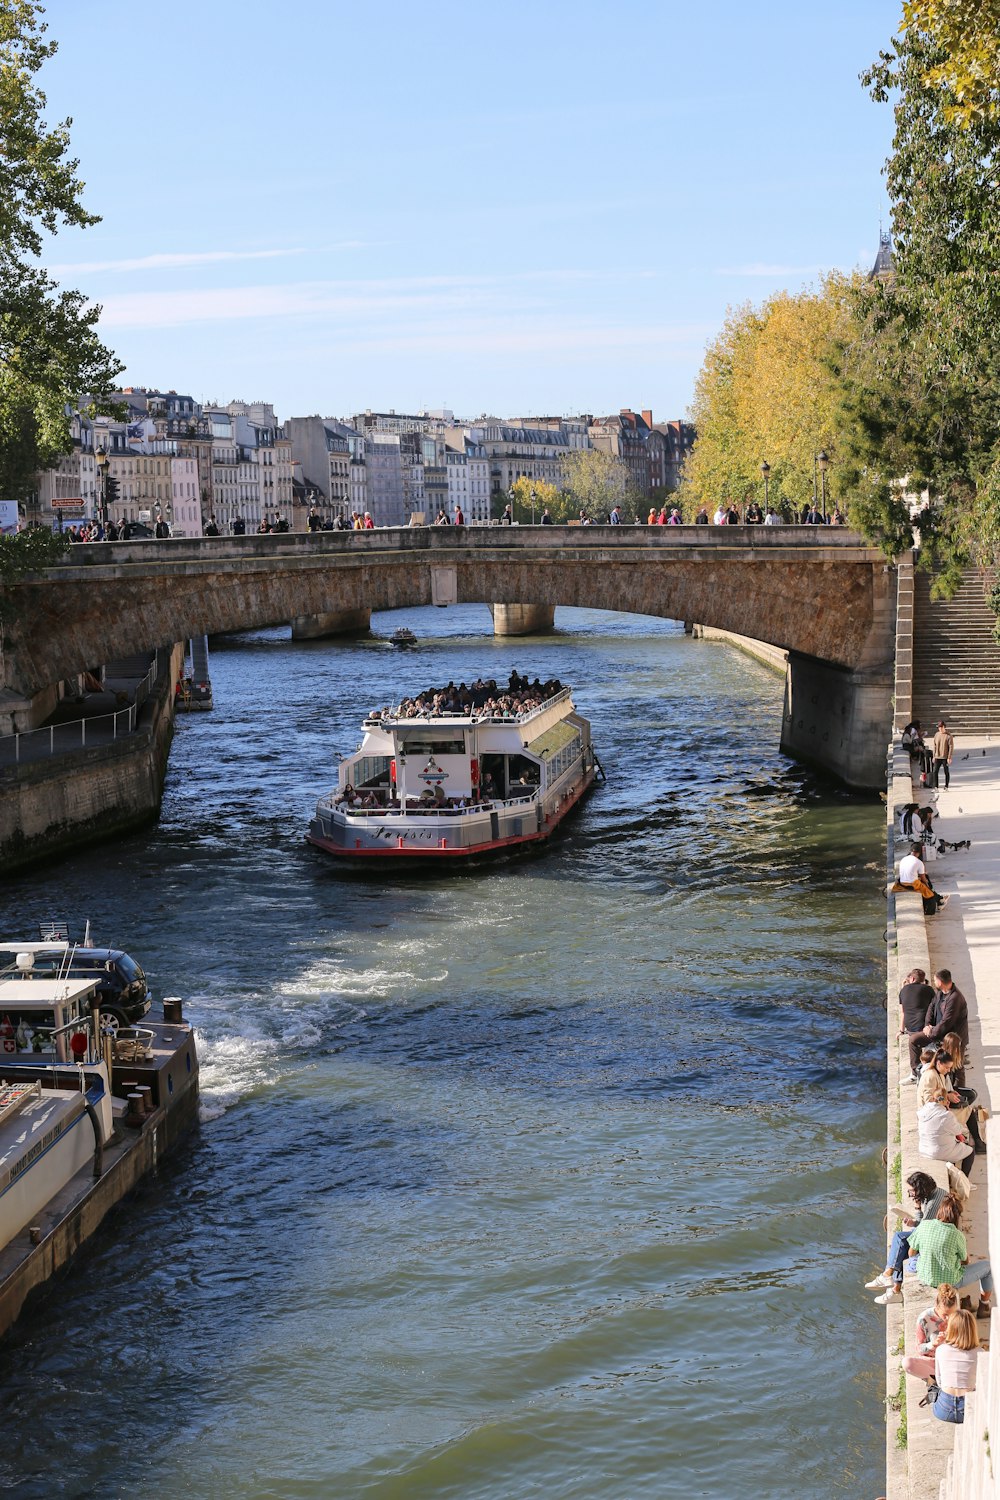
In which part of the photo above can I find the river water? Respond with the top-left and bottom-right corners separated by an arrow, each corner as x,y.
2,606 -> 886,1500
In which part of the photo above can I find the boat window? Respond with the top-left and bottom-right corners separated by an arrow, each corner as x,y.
351,754 -> 392,788
396,737 -> 466,757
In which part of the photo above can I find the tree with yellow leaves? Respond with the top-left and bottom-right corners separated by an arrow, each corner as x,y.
901,0 -> 1000,126
681,274 -> 859,516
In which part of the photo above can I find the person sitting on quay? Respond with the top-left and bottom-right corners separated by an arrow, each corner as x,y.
866,1169 -> 950,1303
910,969 -> 969,1077
898,966 -> 936,1081
901,1283 -> 960,1380
934,1038 -> 985,1154
893,842 -> 949,916
901,719 -> 933,777
916,1096 -> 975,1178
926,1308 -> 981,1425
915,1048 -> 983,1154
907,1193 -> 992,1313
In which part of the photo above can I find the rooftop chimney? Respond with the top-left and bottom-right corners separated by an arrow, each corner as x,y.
642,410 -> 653,428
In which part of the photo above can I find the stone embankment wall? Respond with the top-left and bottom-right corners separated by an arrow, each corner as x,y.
689,624 -> 787,676
0,644 -> 182,874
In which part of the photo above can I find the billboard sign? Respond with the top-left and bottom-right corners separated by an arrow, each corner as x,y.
0,501 -> 20,535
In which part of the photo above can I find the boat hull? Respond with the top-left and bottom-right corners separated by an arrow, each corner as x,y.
0,1020 -> 199,1342
308,766 -> 595,865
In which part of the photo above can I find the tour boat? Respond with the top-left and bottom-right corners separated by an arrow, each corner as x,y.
307,674 -> 599,862
389,627 -> 418,646
0,941 -> 198,1339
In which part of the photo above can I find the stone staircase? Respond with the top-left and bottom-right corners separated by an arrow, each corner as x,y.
912,569 -> 1000,732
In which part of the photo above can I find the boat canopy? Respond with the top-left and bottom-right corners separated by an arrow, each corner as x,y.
526,720 -> 580,759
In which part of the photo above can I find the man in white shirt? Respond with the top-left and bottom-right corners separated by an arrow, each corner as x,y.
896,844 -> 949,914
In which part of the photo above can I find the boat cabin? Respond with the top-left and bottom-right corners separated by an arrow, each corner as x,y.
0,977 -> 100,1064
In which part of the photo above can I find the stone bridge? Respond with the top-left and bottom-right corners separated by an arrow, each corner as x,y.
1,525 -> 896,788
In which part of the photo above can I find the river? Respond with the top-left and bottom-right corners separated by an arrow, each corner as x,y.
1,605 -> 886,1499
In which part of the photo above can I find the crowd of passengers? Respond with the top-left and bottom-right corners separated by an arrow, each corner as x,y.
367,670 -> 564,722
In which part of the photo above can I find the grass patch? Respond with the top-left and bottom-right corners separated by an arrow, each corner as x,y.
894,1333 -> 905,1355
892,1368 -> 908,1450
892,1151 -> 902,1202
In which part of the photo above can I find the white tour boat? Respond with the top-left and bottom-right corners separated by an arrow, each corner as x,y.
307,672 -> 599,862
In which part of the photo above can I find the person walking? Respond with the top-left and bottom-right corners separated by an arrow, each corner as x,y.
932,720 -> 954,789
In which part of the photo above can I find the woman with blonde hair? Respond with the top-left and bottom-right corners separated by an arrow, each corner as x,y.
902,1284 -> 959,1380
927,1308 -> 980,1424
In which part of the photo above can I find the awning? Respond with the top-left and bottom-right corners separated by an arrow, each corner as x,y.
526,720 -> 579,758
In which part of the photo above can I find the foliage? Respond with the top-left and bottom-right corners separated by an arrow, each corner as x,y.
901,0 -> 1000,126
506,475 -> 561,524
680,276 -> 859,515
839,27 -> 1000,580
0,2 -> 122,501
560,448 -> 638,522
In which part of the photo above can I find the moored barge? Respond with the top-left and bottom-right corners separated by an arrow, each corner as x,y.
0,954 -> 198,1340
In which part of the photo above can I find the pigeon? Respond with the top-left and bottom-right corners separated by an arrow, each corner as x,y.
962,753 -> 969,760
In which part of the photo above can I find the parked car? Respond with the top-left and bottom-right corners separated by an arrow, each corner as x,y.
0,938 -> 152,1028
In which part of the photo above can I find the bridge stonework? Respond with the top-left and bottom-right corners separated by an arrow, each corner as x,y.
3,527 -> 895,789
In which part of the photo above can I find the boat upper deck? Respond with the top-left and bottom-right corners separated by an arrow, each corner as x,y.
364,673 -> 571,732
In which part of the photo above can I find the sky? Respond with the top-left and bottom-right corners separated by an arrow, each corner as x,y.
40,0 -> 901,425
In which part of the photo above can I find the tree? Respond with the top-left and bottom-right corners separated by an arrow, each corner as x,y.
680,276 -> 858,516
902,0 -> 1000,126
560,448 -> 638,522
839,26 -> 1000,588
507,475 -> 560,524
0,2 -> 122,502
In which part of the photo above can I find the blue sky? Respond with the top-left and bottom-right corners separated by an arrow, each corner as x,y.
42,0 -> 900,423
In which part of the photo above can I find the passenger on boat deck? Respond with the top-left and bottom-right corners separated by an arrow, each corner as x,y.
387,671 -> 564,721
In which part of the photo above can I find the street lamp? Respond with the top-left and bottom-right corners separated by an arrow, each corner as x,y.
95,446 -> 110,530
817,450 -> 830,520
507,483 -> 516,524
530,485 -> 537,525
760,460 -> 771,513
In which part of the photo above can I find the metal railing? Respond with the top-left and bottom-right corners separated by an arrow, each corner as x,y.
0,652 -> 159,767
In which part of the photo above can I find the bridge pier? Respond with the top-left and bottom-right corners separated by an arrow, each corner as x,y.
780,652 -> 893,791
291,608 -> 371,640
489,604 -> 556,637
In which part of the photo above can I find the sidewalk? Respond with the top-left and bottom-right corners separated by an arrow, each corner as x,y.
886,735 -> 1000,1500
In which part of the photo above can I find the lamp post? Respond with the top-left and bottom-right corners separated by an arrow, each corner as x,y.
817,450 -> 830,520
507,483 -> 516,524
760,460 -> 770,514
530,485 -> 537,525
95,446 -> 110,531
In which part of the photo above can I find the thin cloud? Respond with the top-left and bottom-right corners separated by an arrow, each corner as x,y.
94,271 -> 663,331
47,245 -> 366,275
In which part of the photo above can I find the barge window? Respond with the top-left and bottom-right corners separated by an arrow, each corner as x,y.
397,737 -> 466,757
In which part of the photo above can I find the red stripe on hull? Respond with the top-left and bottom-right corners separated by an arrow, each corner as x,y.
307,773 -> 594,863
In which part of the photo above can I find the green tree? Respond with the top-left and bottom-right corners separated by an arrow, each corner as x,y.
560,448 -> 638,522
0,2 -> 122,503
838,25 -> 1000,588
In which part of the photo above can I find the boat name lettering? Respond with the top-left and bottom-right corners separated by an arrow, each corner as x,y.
1,1119 -> 62,1190
370,825 -> 439,842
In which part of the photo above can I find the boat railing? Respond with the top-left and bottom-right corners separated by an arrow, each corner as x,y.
362,686 -> 571,731
317,791 -> 537,817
